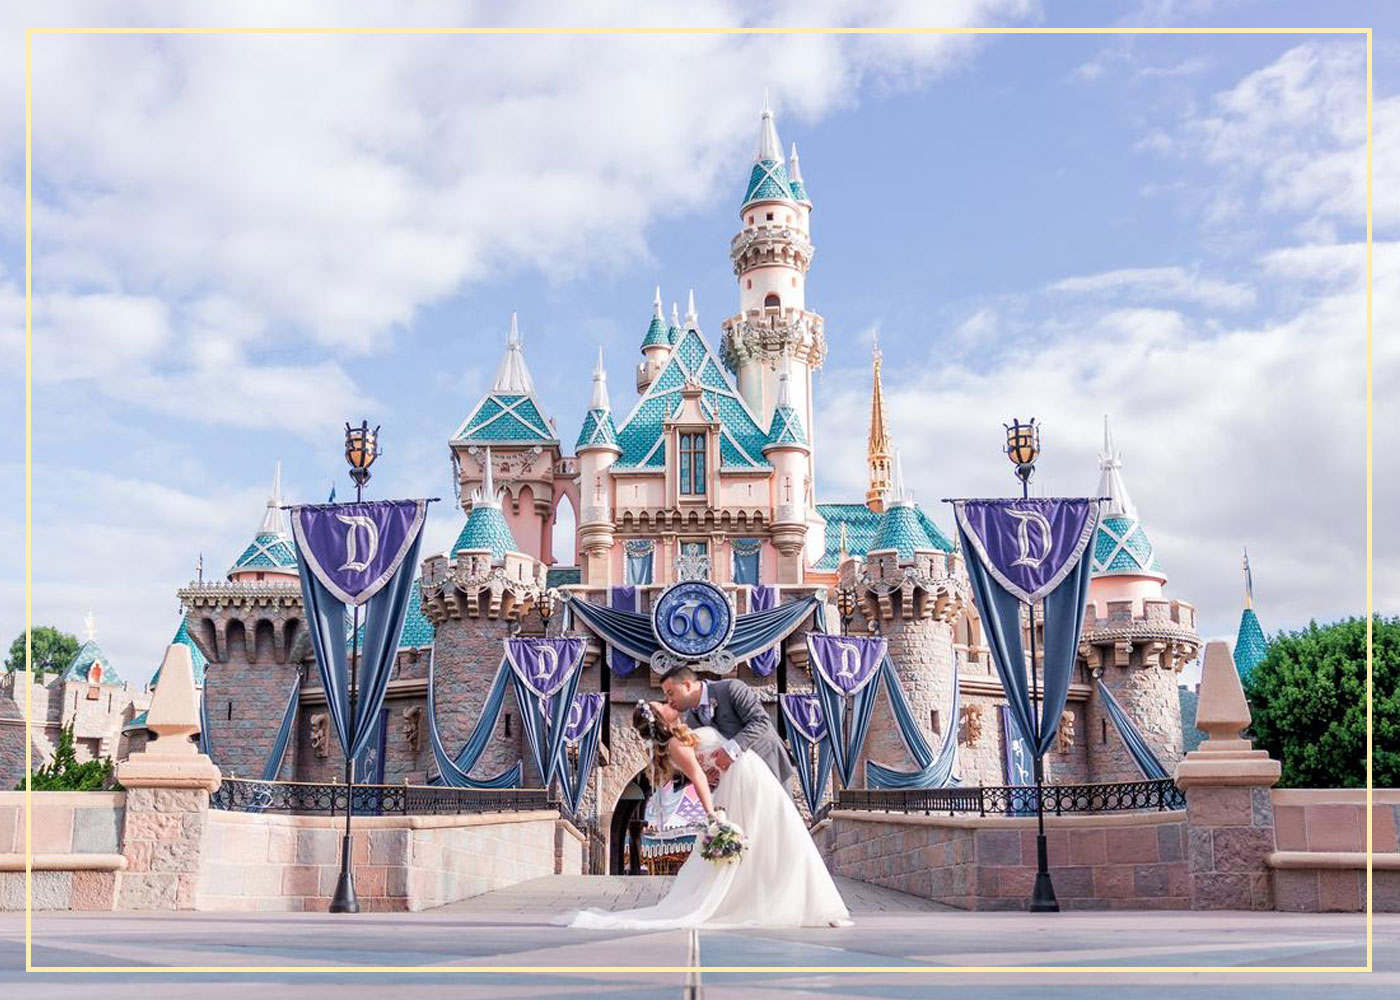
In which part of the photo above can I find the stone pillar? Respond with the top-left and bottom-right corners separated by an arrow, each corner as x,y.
1175,640 -> 1280,911
115,644 -> 222,911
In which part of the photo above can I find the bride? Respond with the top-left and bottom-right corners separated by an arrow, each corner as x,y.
558,698 -> 852,930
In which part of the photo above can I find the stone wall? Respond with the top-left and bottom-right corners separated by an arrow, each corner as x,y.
199,808 -> 568,912
205,659 -> 304,781
430,613 -> 527,785
1269,788 -> 1400,913
1089,660 -> 1184,784
818,809 -> 1189,911
0,791 -> 127,910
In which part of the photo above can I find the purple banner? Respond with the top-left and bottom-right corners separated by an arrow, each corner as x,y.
291,500 -> 429,606
780,693 -> 827,744
505,637 -> 585,699
563,692 -> 606,743
806,633 -> 886,697
954,499 -> 1099,603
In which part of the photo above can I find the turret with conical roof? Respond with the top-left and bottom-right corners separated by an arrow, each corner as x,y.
450,314 -> 564,564
229,463 -> 299,581
1234,547 -> 1268,680
636,287 -> 673,392
788,142 -> 810,204
1080,416 -> 1200,784
452,447 -> 521,560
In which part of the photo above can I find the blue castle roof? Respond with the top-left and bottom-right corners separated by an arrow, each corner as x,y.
764,401 -> 808,450
614,326 -> 770,471
62,639 -> 121,685
230,531 -> 298,573
576,407 -> 619,450
453,504 -> 518,559
1092,419 -> 1166,581
454,314 -> 558,446
814,501 -> 954,570
150,618 -> 209,689
351,587 -> 436,651
1234,607 -> 1268,681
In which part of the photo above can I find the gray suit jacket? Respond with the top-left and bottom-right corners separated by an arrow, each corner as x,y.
684,678 -> 794,786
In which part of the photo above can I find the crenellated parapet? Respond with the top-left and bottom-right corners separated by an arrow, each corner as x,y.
419,549 -> 547,623
837,548 -> 970,627
720,309 -> 826,374
1078,599 -> 1199,675
176,580 -> 306,666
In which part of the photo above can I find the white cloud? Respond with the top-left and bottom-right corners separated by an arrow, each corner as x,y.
1049,265 -> 1255,310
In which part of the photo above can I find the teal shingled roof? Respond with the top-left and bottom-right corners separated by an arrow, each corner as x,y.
352,587 -> 436,650
614,327 -> 770,470
122,709 -> 148,733
454,393 -> 556,444
150,619 -> 208,689
743,158 -> 795,207
641,314 -> 670,349
1092,514 -> 1166,579
62,640 -> 121,685
230,531 -> 298,574
871,504 -> 943,559
546,566 -> 581,588
1234,607 -> 1268,681
763,401 -> 808,450
452,504 -> 519,558
788,177 -> 808,202
814,501 -> 953,570
576,406 -> 619,451
667,323 -> 682,346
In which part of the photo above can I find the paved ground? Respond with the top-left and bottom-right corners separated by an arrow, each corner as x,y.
2,875 -> 1396,998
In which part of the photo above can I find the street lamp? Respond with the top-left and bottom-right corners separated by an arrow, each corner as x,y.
1004,416 -> 1058,913
330,419 -> 380,915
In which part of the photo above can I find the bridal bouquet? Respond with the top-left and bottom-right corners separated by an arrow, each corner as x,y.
699,808 -> 748,865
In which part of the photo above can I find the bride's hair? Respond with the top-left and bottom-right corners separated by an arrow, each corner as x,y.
633,700 -> 698,787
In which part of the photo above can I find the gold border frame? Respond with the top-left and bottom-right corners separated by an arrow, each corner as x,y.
21,24 -> 1375,977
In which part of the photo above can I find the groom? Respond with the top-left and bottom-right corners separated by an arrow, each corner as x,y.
660,665 -> 794,785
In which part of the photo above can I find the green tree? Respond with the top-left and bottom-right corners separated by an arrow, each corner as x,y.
1245,616 -> 1399,789
14,723 -> 118,791
4,626 -> 80,675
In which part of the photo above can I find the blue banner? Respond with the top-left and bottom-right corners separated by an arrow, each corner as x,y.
781,693 -> 833,816
505,637 -> 586,786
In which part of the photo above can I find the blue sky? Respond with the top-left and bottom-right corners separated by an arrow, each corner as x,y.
0,1 -> 1393,685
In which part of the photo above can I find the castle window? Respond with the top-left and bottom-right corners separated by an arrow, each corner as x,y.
678,432 -> 706,495
746,278 -> 752,289
764,293 -> 780,309
747,214 -> 754,225
766,211 -> 774,221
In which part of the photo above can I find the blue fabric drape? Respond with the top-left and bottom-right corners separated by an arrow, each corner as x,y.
608,586 -> 641,676
807,647 -> 882,789
296,527 -> 425,763
566,593 -> 820,671
426,648 -> 524,788
557,698 -> 607,816
1096,680 -> 1169,780
781,699 -> 834,816
956,521 -> 1090,758
865,655 -> 961,789
747,584 -> 780,676
624,540 -> 654,586
197,688 -> 213,759
731,539 -> 761,586
260,674 -> 302,781
507,652 -> 584,788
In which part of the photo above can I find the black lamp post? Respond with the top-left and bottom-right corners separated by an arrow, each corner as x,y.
330,420 -> 379,915
1004,417 -> 1059,914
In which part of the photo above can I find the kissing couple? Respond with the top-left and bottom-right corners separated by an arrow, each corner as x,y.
557,665 -> 852,930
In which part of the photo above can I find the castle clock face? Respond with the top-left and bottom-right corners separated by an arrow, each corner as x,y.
651,581 -> 735,660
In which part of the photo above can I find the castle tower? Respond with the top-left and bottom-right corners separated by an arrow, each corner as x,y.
575,349 -> 621,586
451,314 -> 564,565
178,466 -> 306,779
720,100 -> 826,492
1233,548 -> 1268,681
635,287 -> 673,393
840,450 -> 967,784
866,336 -> 893,513
762,362 -> 811,583
421,447 -> 547,784
1080,417 -> 1199,781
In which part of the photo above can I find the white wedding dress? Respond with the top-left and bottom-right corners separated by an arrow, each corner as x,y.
559,726 -> 852,930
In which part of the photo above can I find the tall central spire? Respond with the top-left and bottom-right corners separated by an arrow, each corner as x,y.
866,333 -> 893,512
491,312 -> 536,394
1097,415 -> 1137,519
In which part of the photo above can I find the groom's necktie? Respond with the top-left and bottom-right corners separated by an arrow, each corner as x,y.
697,698 -> 714,726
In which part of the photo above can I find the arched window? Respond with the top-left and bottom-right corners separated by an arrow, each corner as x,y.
764,293 -> 780,309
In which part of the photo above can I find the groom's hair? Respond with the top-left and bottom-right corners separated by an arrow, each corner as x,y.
660,665 -> 698,685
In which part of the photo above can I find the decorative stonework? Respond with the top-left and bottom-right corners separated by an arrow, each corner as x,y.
420,550 -> 546,623
310,714 -> 329,759
959,704 -> 983,747
719,312 -> 827,374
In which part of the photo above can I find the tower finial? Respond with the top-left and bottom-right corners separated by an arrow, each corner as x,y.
491,312 -> 536,393
777,356 -> 792,407
653,285 -> 663,319
755,95 -> 783,163
1097,414 -> 1137,519
789,142 -> 803,181
1243,546 -> 1254,609
259,461 -> 288,535
839,521 -> 849,561
473,447 -> 499,509
892,448 -> 910,505
685,288 -> 698,328
866,332 -> 893,511
671,302 -> 680,328
84,611 -> 97,642
590,347 -> 611,410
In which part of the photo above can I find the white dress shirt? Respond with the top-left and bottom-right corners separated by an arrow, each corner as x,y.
697,680 -> 743,760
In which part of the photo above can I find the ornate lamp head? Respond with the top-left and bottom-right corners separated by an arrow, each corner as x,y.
1004,417 -> 1040,487
345,420 -> 380,489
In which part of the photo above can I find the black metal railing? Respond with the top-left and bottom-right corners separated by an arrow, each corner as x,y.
210,776 -> 556,816
836,778 -> 1185,817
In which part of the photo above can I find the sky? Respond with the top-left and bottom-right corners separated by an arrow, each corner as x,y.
0,1 -> 1394,687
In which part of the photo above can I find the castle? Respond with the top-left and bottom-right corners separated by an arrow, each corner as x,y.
25,105 -> 1201,868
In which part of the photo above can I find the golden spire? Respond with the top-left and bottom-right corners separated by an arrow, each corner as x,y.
866,332 -> 893,512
